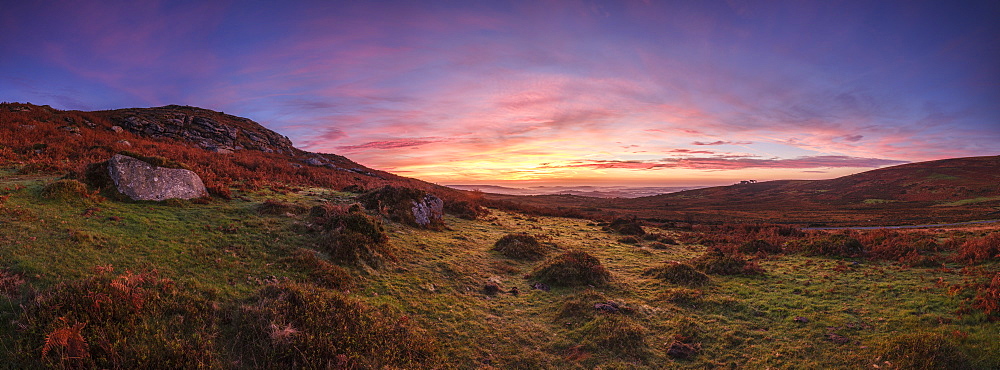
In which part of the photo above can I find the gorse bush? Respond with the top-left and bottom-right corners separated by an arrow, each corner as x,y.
232,281 -> 438,368
12,266 -> 220,368
531,250 -> 610,287
492,233 -> 547,260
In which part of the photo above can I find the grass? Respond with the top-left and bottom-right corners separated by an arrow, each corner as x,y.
937,196 -> 1000,207
2,170 -> 999,368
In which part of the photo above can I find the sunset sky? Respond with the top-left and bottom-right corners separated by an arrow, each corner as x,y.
2,0 -> 998,186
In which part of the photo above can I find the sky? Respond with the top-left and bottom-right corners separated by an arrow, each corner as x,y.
2,0 -> 998,186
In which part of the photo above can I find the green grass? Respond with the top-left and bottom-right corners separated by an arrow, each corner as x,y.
937,196 -> 1000,207
862,198 -> 897,205
1,170 -> 998,368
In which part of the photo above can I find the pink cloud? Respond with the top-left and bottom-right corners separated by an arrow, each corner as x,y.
337,138 -> 448,151
692,140 -> 754,145
544,155 -> 907,171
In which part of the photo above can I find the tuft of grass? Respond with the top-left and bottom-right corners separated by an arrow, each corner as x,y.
281,248 -> 355,291
40,179 -> 95,203
876,332 -> 972,369
492,233 -> 548,260
605,217 -> 645,235
231,281 -> 439,368
574,314 -> 648,361
644,261 -> 710,286
531,250 -> 611,287
255,199 -> 308,216
690,248 -> 763,275
316,204 -> 394,270
738,239 -> 781,254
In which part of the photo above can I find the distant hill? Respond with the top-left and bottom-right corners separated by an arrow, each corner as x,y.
483,156 -> 1000,226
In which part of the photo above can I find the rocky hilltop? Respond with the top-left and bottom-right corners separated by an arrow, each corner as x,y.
104,105 -> 296,155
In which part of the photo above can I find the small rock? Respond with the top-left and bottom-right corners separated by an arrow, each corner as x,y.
666,341 -> 700,359
794,316 -> 810,323
594,302 -> 620,313
110,125 -> 124,133
305,157 -> 325,166
116,140 -> 132,147
826,333 -> 850,344
531,282 -> 550,292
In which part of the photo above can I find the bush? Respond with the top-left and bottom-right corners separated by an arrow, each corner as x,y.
955,232 -> 1000,264
690,248 -> 763,275
317,204 -> 394,270
12,266 -> 220,368
972,272 -> 1000,320
492,233 -> 547,260
232,281 -> 439,368
877,333 -> 972,369
797,234 -> 865,258
738,239 -> 781,254
643,262 -> 710,286
531,250 -> 610,287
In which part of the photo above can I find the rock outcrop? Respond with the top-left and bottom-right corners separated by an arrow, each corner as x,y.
106,105 -> 295,154
107,154 -> 208,201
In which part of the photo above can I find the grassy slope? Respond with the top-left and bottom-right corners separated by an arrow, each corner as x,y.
1,171 -> 998,368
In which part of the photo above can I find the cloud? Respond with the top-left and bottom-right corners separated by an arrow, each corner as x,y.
692,140 -> 753,145
544,155 -> 908,171
337,138 -> 448,151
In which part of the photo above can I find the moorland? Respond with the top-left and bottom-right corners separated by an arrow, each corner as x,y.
1,102 -> 997,368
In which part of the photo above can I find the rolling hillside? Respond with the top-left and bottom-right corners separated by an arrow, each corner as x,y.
484,156 -> 1000,226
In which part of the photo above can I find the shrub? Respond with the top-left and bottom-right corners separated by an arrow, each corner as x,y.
12,266 -> 220,368
492,233 -> 547,260
643,262 -> 710,286
605,217 -> 645,235
317,205 -> 394,270
531,250 -> 610,287
690,248 -> 763,275
955,232 -> 1000,264
40,179 -> 96,203
232,281 -> 438,368
972,272 -> 1000,320
876,332 -> 972,369
797,234 -> 865,258
738,239 -> 781,254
